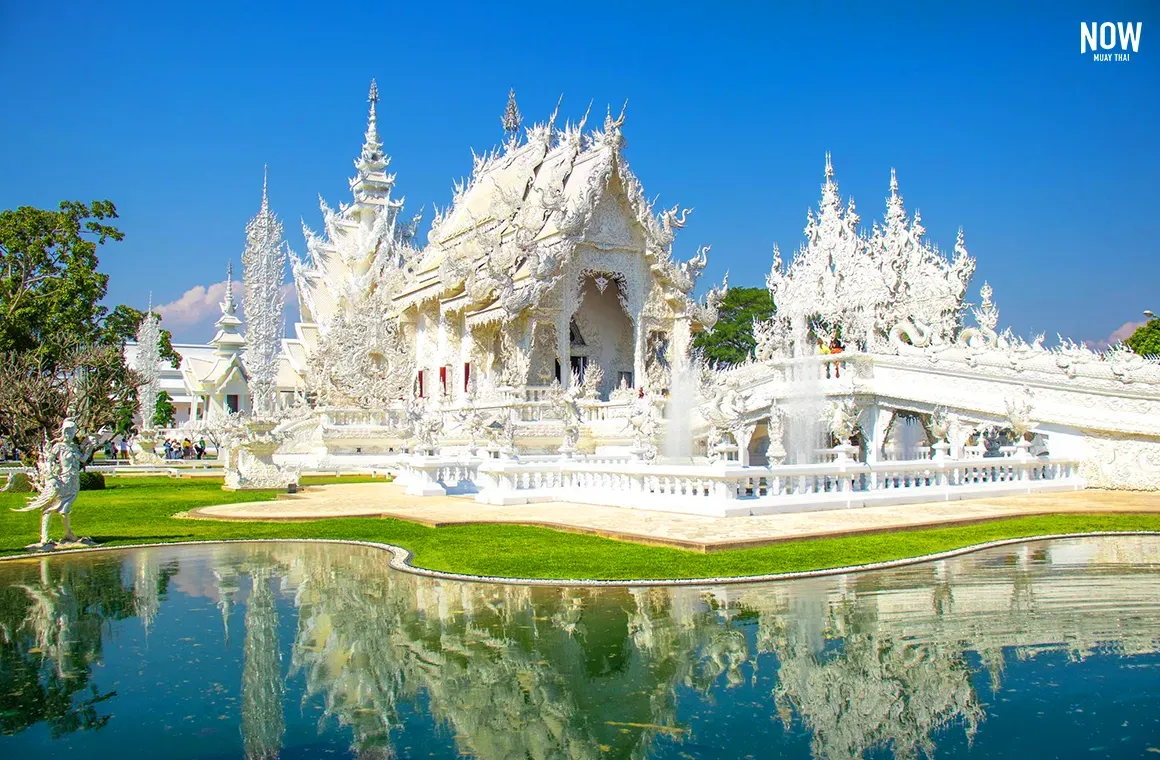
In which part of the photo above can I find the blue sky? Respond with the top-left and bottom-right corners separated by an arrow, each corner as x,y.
1,1 -> 1156,345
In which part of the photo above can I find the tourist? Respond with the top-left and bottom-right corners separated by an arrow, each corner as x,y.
195,438 -> 206,459
120,437 -> 130,460
183,437 -> 193,459
830,338 -> 844,378
163,439 -> 173,460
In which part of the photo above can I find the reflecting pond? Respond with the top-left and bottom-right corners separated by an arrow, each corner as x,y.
1,537 -> 1159,759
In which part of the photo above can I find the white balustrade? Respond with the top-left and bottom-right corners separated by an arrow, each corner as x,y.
471,453 -> 1082,515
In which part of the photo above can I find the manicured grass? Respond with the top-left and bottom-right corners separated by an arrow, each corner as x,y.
2,476 -> 1158,580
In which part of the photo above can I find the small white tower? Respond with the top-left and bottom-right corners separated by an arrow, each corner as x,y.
210,261 -> 246,358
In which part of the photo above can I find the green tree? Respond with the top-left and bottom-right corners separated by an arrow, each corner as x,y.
1125,319 -> 1160,357
154,390 -> 177,428
0,201 -> 178,455
692,286 -> 776,365
0,201 -> 123,361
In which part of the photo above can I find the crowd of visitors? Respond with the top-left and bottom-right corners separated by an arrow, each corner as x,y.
101,438 -> 133,460
161,437 -> 208,460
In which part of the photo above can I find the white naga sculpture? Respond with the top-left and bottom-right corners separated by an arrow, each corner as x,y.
14,419 -> 110,549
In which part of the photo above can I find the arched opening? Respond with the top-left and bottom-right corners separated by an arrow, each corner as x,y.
570,273 -> 634,398
883,411 -> 931,460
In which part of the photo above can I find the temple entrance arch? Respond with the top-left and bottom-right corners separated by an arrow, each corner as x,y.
883,410 -> 931,460
569,271 -> 635,398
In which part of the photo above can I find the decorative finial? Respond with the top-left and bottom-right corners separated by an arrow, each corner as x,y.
354,79 -> 385,173
224,260 -> 234,303
890,167 -> 898,194
147,291 -> 152,315
261,164 -> 269,213
501,88 -> 522,146
824,152 -> 834,180
548,93 -> 563,131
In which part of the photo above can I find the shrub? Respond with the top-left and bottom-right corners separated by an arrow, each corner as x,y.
2,471 -> 32,493
79,471 -> 106,491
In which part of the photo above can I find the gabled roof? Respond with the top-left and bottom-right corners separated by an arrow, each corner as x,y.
393,106 -> 712,322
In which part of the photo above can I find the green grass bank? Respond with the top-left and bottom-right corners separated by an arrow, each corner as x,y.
2,476 -> 1158,581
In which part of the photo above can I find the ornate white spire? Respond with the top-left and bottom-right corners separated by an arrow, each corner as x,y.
501,88 -> 522,148
222,261 -> 236,315
134,299 -> 162,433
212,260 -> 245,357
884,167 -> 906,228
356,79 -> 386,174
242,170 -> 287,416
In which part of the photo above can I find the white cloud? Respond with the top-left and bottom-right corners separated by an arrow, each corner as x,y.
155,280 -> 301,342
155,281 -> 229,326
1108,320 -> 1146,344
1086,319 -> 1146,351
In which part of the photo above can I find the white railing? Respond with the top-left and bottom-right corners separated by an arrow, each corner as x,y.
320,407 -> 407,428
469,453 -> 1083,516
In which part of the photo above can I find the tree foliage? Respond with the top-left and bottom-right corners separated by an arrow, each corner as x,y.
154,390 -> 177,428
1125,319 -> 1160,357
0,201 -> 122,361
692,286 -> 776,365
0,346 -> 137,461
0,201 -> 181,456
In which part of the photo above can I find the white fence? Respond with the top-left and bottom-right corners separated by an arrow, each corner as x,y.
451,452 -> 1082,517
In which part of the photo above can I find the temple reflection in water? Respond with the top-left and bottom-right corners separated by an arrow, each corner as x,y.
1,537 -> 1158,759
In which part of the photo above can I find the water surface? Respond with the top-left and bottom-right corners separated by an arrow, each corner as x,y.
1,537 -> 1158,759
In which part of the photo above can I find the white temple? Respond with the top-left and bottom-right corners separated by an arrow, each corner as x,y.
160,82 -> 1160,509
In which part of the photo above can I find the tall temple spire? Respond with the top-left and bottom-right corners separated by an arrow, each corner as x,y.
355,79 -> 386,173
260,164 -> 269,214
501,88 -> 522,147
824,151 -> 834,180
242,171 -> 288,416
222,261 -> 236,316
212,260 -> 245,357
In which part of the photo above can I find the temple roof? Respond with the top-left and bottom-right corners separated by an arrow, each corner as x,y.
393,103 -> 719,323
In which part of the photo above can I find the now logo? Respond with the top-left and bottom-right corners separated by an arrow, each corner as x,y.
1080,22 -> 1143,54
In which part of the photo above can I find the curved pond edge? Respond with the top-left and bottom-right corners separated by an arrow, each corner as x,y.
1,531 -> 1159,587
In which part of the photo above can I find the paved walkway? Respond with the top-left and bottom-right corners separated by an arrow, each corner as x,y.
184,484 -> 1160,552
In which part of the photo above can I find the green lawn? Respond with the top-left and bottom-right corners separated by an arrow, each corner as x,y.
2,476 -> 1158,581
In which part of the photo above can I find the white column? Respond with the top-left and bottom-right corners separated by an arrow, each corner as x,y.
633,319 -> 645,389
734,424 -> 757,467
556,310 -> 571,388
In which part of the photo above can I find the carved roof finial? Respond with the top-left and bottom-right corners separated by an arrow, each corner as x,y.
825,151 -> 834,180
548,93 -> 563,131
260,164 -> 269,214
213,259 -> 244,354
501,88 -> 522,147
890,167 -> 898,194
356,79 -> 386,172
146,291 -> 152,315
222,261 -> 236,316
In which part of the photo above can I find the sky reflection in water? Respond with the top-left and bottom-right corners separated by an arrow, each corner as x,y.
1,537 -> 1159,759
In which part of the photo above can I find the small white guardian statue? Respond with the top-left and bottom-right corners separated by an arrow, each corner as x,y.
14,419 -> 110,550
